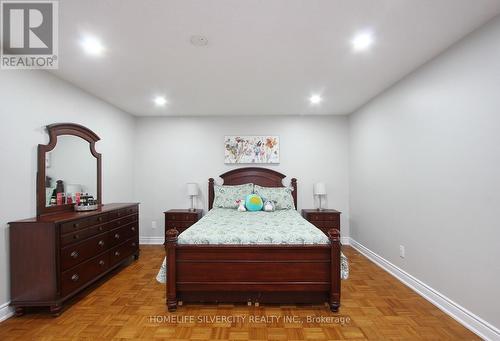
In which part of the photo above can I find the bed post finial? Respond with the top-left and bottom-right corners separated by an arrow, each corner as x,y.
328,228 -> 341,312
166,229 -> 178,312
208,178 -> 215,211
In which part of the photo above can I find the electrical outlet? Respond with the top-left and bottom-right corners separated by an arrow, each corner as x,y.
152,221 -> 157,229
399,245 -> 405,258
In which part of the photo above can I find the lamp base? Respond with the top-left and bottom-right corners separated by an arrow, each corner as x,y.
317,195 -> 325,212
189,196 -> 196,212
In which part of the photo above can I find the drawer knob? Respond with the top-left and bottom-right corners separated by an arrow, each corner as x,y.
71,274 -> 79,282
117,220 -> 122,225
73,234 -> 79,240
73,223 -> 79,228
114,233 -> 120,240
132,242 -> 136,247
99,260 -> 105,266
114,251 -> 120,257
98,217 -> 103,222
70,251 -> 79,259
98,240 -> 105,247
131,226 -> 136,232
98,226 -> 103,231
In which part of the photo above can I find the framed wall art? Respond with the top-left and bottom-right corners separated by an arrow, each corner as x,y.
224,136 -> 280,164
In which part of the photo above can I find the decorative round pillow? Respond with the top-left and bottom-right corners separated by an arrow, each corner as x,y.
245,194 -> 263,211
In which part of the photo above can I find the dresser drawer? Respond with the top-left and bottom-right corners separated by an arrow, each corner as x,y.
60,253 -> 109,297
109,237 -> 139,267
122,205 -> 139,216
309,220 -> 340,229
60,232 -> 108,271
165,213 -> 197,222
109,206 -> 139,220
60,224 -> 106,247
166,221 -> 195,230
60,213 -> 109,234
108,222 -> 139,248
107,214 -> 138,230
307,213 -> 339,221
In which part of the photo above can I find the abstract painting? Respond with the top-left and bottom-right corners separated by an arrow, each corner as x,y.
224,136 -> 280,164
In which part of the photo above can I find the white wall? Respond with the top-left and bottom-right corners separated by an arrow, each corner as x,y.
349,17 -> 500,330
0,71 -> 136,315
134,115 -> 350,241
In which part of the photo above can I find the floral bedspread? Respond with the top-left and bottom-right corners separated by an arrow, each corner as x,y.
157,208 -> 349,282
179,208 -> 329,245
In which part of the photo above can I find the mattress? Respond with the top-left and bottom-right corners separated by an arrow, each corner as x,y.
178,208 -> 329,245
157,208 -> 349,283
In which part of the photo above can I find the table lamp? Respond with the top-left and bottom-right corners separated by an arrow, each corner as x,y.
187,183 -> 199,211
313,182 -> 326,211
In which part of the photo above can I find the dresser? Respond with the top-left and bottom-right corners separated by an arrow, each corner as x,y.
302,209 -> 341,236
9,203 -> 139,316
164,209 -> 202,240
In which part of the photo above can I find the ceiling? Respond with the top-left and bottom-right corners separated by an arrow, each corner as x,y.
52,0 -> 500,116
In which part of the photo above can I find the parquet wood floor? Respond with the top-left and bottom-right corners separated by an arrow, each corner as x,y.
0,246 -> 479,340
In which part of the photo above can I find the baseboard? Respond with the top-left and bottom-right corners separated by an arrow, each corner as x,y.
139,236 -> 164,245
0,302 -> 14,323
341,237 -> 350,245
349,238 -> 499,341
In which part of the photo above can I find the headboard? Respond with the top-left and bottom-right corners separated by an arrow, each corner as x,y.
208,167 -> 297,210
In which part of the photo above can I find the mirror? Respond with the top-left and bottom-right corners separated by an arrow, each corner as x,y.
44,135 -> 97,207
37,123 -> 102,216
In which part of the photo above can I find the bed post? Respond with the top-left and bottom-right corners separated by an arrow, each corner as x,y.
166,229 -> 178,312
208,178 -> 215,210
328,228 -> 341,312
291,178 -> 297,209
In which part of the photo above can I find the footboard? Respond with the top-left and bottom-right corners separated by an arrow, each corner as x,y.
165,228 -> 341,312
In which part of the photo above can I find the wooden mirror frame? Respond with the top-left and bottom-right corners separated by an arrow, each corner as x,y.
37,123 -> 102,217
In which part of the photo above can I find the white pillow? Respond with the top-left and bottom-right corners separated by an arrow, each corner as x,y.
213,183 -> 254,208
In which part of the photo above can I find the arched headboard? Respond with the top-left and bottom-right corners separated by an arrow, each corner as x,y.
208,167 -> 297,210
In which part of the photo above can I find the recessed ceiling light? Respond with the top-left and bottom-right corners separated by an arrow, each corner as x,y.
351,31 -> 375,52
80,35 -> 105,56
154,96 -> 167,107
309,94 -> 322,105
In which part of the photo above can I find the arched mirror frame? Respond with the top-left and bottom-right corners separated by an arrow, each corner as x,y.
37,123 -> 102,216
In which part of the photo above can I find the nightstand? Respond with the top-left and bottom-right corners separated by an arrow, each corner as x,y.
302,209 -> 341,236
164,209 -> 203,239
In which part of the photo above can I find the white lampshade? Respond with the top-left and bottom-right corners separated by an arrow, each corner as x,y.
313,182 -> 326,196
187,183 -> 199,196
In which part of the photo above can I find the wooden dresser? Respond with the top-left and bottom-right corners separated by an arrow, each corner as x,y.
302,209 -> 341,236
9,203 -> 139,316
164,209 -> 202,239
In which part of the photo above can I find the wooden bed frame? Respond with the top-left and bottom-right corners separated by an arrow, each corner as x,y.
166,167 -> 341,312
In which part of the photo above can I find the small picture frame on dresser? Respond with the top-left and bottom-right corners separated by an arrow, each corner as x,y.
302,209 -> 341,236
164,209 -> 203,242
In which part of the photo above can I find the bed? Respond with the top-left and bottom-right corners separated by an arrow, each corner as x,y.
164,167 -> 344,312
